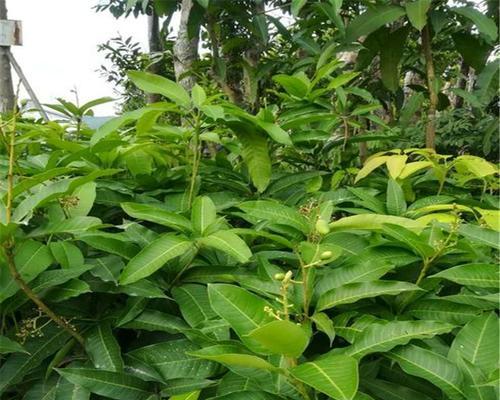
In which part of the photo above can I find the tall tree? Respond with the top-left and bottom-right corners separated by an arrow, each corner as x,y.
0,0 -> 15,113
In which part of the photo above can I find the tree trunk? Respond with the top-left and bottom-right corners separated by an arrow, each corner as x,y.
0,0 -> 15,113
173,0 -> 199,92
146,11 -> 163,103
454,60 -> 469,109
422,25 -> 437,149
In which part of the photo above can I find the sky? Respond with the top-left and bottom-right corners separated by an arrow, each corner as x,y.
7,0 -> 149,115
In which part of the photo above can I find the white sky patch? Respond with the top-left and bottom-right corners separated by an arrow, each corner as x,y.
8,0 -> 149,115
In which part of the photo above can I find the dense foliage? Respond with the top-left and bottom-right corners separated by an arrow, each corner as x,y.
0,69 -> 499,399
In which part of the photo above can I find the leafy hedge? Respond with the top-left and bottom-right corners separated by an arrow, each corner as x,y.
0,74 -> 498,400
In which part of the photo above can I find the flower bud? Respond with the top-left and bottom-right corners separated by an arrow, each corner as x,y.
274,273 -> 285,281
315,218 -> 330,235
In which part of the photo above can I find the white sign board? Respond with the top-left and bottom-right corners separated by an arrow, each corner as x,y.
0,20 -> 22,46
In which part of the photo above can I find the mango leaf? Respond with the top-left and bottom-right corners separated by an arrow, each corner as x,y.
449,312 -> 499,372
456,357 -> 497,400
355,156 -> 389,182
86,323 -> 123,372
121,202 -> 192,232
237,130 -> 271,192
429,263 -> 498,288
457,224 -> 500,250
386,155 -> 408,179
55,368 -> 153,400
291,0 -> 307,17
405,0 -> 432,30
0,326 -> 70,392
379,26 -> 409,92
386,179 -> 407,216
67,182 -> 96,218
328,72 -> 360,89
273,74 -> 309,97
191,196 -> 217,235
343,320 -> 454,359
363,378 -> 433,400
246,320 -> 310,357
317,281 -> 421,311
408,299 -> 481,325
452,7 -> 498,43
291,355 -> 358,400
0,240 -> 53,303
388,345 -> 465,400
199,231 -> 252,263
128,71 -> 190,108
171,391 -> 201,400
49,241 -> 84,269
381,224 -> 434,258
311,313 -> 336,345
0,336 -> 28,354
189,344 -> 277,370
239,200 -> 310,234
172,284 -> 217,328
345,5 -> 406,43
119,235 -> 194,285
208,284 -> 274,353
121,310 -> 188,333
329,214 -> 424,232
126,339 -> 219,380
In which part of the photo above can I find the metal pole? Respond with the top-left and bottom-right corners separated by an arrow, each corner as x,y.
8,50 -> 49,121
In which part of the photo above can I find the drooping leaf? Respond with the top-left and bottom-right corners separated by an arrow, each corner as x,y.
388,345 -> 465,400
119,235 -> 194,285
452,7 -> 498,43
405,0 -> 432,30
343,320 -> 454,359
86,323 -> 123,372
317,281 -> 421,311
0,336 -> 28,354
121,202 -> 192,232
189,344 -> 277,370
199,231 -> 252,263
128,71 -> 191,108
237,130 -> 271,192
172,284 -> 217,328
55,368 -> 153,400
291,355 -> 359,400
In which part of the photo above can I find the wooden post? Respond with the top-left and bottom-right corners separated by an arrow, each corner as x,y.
0,0 -> 15,113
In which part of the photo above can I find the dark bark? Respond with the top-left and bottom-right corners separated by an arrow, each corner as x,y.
0,0 -> 15,113
173,0 -> 199,92
146,11 -> 163,103
454,60 -> 469,109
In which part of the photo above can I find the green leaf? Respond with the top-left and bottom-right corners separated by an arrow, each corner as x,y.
355,156 -> 389,182
67,182 -> 96,218
273,74 -> 309,97
208,284 -> 273,353
453,7 -> 498,43
246,320 -> 310,357
317,281 -> 421,311
172,284 -> 217,328
456,357 -> 497,400
429,263 -> 498,288
343,320 -> 454,359
449,312 -> 499,372
291,0 -> 307,17
191,84 -> 206,108
311,313 -> 336,345
405,0 -> 431,30
363,378 -> 433,400
55,368 -> 152,400
0,336 -> 28,354
170,391 -> 201,400
128,71 -> 191,108
328,72 -> 360,89
189,344 -> 277,370
239,200 -> 310,234
49,241 -> 84,269
119,235 -> 194,285
329,214 -> 424,232
388,345 -> 465,400
457,224 -> 500,250
78,233 -> 139,260
121,202 -> 192,232
86,323 -> 123,372
408,299 -> 481,325
379,26 -> 409,92
28,216 -> 102,237
381,224 -> 434,258
0,240 -> 53,303
0,326 -> 70,392
126,339 -> 218,380
237,130 -> 271,192
345,5 -> 406,43
121,310 -> 188,333
191,196 -> 217,235
291,355 -> 358,400
199,231 -> 252,263
386,179 -> 407,216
